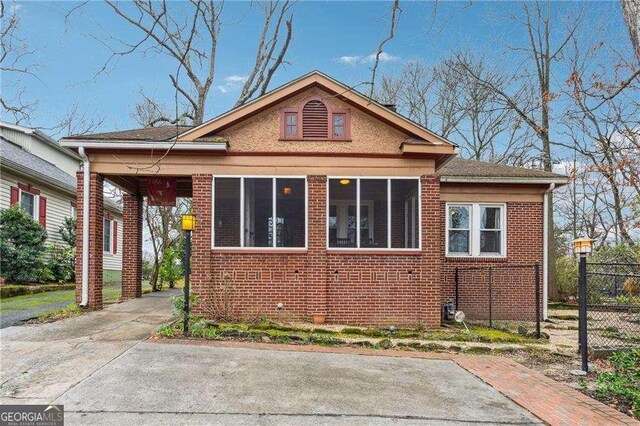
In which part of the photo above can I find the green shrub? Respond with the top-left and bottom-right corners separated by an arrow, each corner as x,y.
0,283 -> 75,298
45,244 -> 75,283
596,349 -> 640,418
556,255 -> 578,301
0,206 -> 47,283
58,217 -> 76,247
159,246 -> 182,288
170,293 -> 198,317
591,244 -> 640,264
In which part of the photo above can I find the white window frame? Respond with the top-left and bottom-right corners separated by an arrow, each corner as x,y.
326,177 -> 422,251
103,218 -> 114,255
445,203 -> 507,258
18,189 -> 39,221
211,176 -> 308,250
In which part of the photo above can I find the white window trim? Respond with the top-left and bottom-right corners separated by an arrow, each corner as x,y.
211,175 -> 308,250
326,176 -> 422,251
18,189 -> 39,221
103,218 -> 114,255
445,202 -> 507,258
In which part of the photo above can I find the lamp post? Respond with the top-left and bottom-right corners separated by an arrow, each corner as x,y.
181,214 -> 196,334
574,236 -> 593,373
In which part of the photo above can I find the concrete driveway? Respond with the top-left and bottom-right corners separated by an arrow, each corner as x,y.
1,291 -> 540,425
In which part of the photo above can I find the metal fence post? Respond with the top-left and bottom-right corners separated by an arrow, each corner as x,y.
578,254 -> 588,373
488,266 -> 493,328
534,262 -> 541,339
455,268 -> 459,311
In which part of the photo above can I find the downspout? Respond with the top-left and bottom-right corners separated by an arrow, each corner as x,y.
78,147 -> 90,306
543,182 -> 555,320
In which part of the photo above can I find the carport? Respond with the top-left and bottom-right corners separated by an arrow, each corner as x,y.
60,131 -> 227,308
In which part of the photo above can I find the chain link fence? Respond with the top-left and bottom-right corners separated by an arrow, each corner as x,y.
454,263 -> 541,337
586,262 -> 640,351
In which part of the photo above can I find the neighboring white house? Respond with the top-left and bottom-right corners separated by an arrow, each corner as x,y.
0,122 -> 122,276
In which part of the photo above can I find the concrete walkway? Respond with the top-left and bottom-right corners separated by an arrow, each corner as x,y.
0,290 -> 178,405
0,290 -> 542,425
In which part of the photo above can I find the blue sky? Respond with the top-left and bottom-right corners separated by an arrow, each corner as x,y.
3,1 -> 629,136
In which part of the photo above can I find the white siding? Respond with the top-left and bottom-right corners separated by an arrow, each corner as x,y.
1,172 -> 123,271
1,172 -> 74,246
1,128 -> 80,176
103,216 -> 123,271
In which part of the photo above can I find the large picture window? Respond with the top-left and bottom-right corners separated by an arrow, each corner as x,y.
328,178 -> 420,250
446,203 -> 506,257
213,177 -> 307,249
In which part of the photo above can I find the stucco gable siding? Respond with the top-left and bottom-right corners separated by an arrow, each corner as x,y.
218,88 -> 412,155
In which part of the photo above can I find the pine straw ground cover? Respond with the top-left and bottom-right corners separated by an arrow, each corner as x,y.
155,318 -> 638,420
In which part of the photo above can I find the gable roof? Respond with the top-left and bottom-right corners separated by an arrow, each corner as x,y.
1,121 -> 81,160
177,71 -> 456,149
439,158 -> 568,183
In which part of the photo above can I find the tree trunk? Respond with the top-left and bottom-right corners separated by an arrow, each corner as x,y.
621,0 -> 640,62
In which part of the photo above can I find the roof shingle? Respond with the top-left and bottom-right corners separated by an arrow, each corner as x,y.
439,158 -> 567,180
65,125 -> 193,141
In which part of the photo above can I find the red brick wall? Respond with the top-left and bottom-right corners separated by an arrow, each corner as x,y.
191,175 -> 542,328
121,194 -> 143,299
441,202 -> 544,321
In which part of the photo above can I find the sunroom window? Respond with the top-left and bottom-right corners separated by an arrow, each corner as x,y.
213,177 -> 306,248
328,178 -> 420,249
446,203 -> 506,257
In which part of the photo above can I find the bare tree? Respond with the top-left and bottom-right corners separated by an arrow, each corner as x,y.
621,0 -> 640,63
235,1 -> 294,107
559,36 -> 640,246
452,1 -> 582,299
378,57 -> 534,165
0,0 -> 40,123
46,102 -> 106,138
87,0 -> 294,125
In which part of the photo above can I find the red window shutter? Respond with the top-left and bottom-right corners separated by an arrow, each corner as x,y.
302,100 -> 328,139
10,186 -> 19,206
39,197 -> 47,227
113,220 -> 118,254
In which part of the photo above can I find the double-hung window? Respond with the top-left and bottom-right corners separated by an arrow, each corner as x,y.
104,218 -> 113,253
328,178 -> 420,249
213,177 -> 307,249
446,203 -> 506,257
20,191 -> 37,220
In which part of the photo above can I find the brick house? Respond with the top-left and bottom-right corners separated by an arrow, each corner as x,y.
60,71 -> 566,327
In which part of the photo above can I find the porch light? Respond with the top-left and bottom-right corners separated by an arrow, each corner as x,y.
181,214 -> 196,231
573,237 -> 593,255
339,179 -> 350,185
283,186 -> 292,195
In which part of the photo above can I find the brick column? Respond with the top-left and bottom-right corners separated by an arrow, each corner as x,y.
191,174 -> 212,315
75,172 -> 104,308
121,193 -> 143,299
306,175 -> 328,320
421,174 -> 442,328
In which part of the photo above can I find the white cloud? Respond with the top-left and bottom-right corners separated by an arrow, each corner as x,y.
217,75 -> 248,93
224,75 -> 248,83
336,52 -> 398,65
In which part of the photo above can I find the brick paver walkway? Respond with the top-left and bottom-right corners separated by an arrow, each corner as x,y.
156,339 -> 638,425
456,355 -> 637,425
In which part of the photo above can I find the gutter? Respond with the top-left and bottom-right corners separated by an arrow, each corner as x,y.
79,147 -> 90,307
60,140 -> 227,151
543,182 -> 556,320
440,176 -> 568,185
